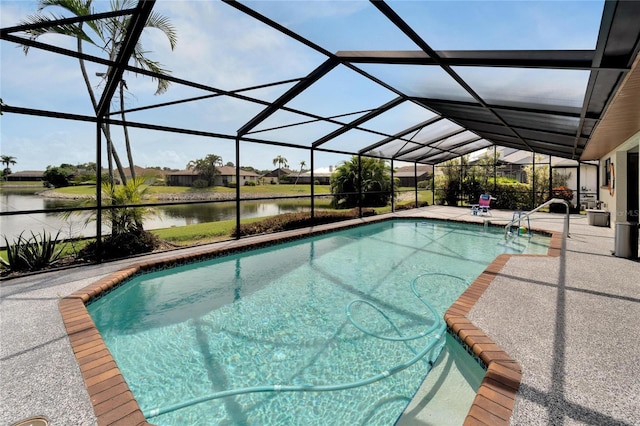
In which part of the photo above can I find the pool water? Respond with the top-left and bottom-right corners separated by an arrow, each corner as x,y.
88,220 -> 548,425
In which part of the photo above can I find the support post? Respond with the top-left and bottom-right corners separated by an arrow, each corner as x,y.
431,165 -> 435,206
358,154 -> 362,218
493,145 -> 497,193
414,162 -> 418,207
95,119 -> 103,263
390,159 -> 395,212
235,136 -> 241,239
310,149 -> 315,221
532,153 -> 536,210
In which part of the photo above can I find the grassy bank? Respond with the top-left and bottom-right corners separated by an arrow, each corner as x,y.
1,188 -> 432,265
48,183 -> 333,197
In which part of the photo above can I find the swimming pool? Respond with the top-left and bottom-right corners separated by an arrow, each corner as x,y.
87,220 -> 549,425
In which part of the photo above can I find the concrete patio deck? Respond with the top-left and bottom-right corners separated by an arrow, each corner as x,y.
1,206 -> 638,425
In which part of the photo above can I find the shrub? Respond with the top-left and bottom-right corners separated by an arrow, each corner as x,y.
551,186 -> 573,201
395,201 -> 429,211
417,180 -> 430,189
1,230 -> 62,272
492,182 -> 532,210
549,186 -> 574,213
232,209 -> 376,237
192,179 -> 209,189
244,180 -> 256,186
150,177 -> 167,186
78,229 -> 159,261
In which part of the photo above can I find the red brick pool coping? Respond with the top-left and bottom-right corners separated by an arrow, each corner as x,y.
58,219 -> 562,425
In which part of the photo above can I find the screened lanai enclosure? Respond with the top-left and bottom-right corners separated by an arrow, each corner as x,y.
1,0 -> 639,261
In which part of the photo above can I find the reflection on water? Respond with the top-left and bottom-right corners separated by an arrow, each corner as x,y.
0,191 -> 314,241
160,201 -> 308,225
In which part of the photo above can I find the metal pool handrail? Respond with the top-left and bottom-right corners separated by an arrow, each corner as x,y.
504,198 -> 570,240
143,273 -> 459,420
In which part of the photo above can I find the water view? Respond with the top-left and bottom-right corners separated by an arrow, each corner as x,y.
0,190 -> 316,242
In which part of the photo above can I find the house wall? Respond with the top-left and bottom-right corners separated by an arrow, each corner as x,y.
167,175 -> 197,186
6,175 -> 43,181
296,175 -> 331,185
397,173 -> 429,187
214,174 -> 259,186
599,129 -> 640,225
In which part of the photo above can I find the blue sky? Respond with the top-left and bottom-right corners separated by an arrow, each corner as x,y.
0,0 -> 605,172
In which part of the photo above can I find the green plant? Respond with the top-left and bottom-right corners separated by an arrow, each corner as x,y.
330,156 -> 396,208
43,165 -> 75,188
244,180 -> 256,186
187,154 -> 223,186
78,228 -> 159,261
56,177 -> 159,259
435,158 -> 464,206
395,201 -> 430,211
192,179 -> 209,188
1,230 -> 63,272
551,186 -> 573,201
99,177 -> 155,234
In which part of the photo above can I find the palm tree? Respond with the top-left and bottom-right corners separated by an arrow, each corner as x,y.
99,177 -> 154,235
1,155 -> 17,179
330,156 -> 395,208
187,154 -> 223,186
272,155 -> 289,184
20,0 -> 177,184
1,155 -> 17,169
294,160 -> 306,185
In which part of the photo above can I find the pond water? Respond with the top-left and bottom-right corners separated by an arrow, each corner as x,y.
0,190 -> 315,242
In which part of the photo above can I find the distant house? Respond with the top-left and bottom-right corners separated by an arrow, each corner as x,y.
216,166 -> 260,186
261,168 -> 293,184
294,166 -> 335,185
394,165 -> 433,187
166,166 -> 260,187
166,169 -> 198,186
5,170 -> 44,182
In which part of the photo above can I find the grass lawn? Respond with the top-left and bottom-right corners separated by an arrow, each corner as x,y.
151,217 -> 262,245
51,184 -> 333,197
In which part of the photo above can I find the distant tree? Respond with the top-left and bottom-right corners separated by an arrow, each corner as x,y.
272,155 -> 289,184
43,165 -> 75,188
523,156 -> 551,207
330,156 -> 395,208
1,155 -> 17,179
435,158 -> 464,206
225,161 -> 235,167
463,151 -> 498,203
187,154 -> 223,186
75,162 -> 97,172
294,160 -> 307,185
